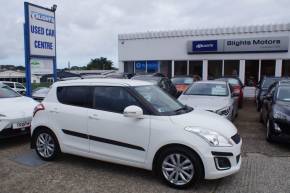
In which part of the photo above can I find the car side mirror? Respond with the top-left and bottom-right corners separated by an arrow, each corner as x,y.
123,105 -> 143,119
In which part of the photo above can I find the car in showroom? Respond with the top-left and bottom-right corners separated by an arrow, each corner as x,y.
0,83 -> 38,138
31,79 -> 241,189
216,76 -> 244,108
255,76 -> 283,111
178,81 -> 239,121
260,80 -> 290,142
132,74 -> 178,98
1,81 -> 26,95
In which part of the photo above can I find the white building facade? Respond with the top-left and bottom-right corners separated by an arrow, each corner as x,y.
118,23 -> 290,89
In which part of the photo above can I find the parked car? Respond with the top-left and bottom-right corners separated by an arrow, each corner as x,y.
171,76 -> 194,94
31,79 -> 241,189
1,81 -> 26,95
32,87 -> 50,101
105,72 -> 134,79
132,75 -> 178,97
255,76 -> 282,111
0,83 -> 38,138
178,81 -> 239,121
216,76 -> 244,108
260,80 -> 290,142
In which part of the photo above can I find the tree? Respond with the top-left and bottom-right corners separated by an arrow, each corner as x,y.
87,57 -> 113,70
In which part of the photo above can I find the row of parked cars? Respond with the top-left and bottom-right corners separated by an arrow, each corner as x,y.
255,76 -> 290,142
0,73 -> 242,189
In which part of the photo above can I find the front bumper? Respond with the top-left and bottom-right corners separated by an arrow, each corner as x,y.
0,117 -> 32,138
203,138 -> 242,180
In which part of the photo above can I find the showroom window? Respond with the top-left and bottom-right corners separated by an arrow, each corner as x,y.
245,60 -> 259,87
208,60 -> 222,80
160,61 -> 172,78
282,60 -> 290,76
189,61 -> 202,78
135,61 -> 146,74
124,61 -> 134,73
174,61 -> 187,76
224,60 -> 240,76
147,61 -> 159,73
261,60 -> 275,77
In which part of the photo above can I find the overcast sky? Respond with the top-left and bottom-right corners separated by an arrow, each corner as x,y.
1,0 -> 290,68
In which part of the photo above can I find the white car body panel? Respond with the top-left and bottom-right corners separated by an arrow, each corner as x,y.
31,78 -> 241,180
0,96 -> 38,131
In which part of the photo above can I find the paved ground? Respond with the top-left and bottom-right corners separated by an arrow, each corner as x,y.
1,100 -> 290,193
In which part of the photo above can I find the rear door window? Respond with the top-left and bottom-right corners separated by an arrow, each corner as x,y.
57,86 -> 93,108
4,82 -> 14,88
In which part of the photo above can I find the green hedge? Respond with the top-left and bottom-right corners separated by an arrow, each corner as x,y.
31,82 -> 53,90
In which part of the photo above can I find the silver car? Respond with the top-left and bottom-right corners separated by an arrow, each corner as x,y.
178,80 -> 239,121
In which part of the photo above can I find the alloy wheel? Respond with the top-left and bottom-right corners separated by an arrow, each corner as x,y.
36,133 -> 55,158
161,153 -> 194,186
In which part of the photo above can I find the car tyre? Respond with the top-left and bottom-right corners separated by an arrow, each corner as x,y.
266,119 -> 274,142
155,147 -> 203,189
34,128 -> 60,161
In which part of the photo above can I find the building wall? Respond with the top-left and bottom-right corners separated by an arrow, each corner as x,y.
119,31 -> 290,61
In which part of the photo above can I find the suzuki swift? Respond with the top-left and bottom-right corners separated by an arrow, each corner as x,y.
31,79 -> 242,189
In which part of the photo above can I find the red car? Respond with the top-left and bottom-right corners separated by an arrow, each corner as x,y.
216,77 -> 244,108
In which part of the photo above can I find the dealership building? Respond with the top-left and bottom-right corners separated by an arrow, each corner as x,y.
118,23 -> 290,88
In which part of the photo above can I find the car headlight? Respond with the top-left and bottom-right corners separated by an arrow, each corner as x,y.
273,111 -> 287,120
216,106 -> 231,116
185,127 -> 233,147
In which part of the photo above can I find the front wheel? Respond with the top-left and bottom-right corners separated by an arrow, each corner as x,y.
34,129 -> 60,161
156,147 -> 203,189
266,119 -> 274,142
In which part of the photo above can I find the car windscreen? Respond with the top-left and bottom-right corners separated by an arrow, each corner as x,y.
262,78 -> 280,89
0,85 -> 21,98
171,77 -> 193,85
134,85 -> 189,114
277,86 -> 290,102
184,83 -> 229,96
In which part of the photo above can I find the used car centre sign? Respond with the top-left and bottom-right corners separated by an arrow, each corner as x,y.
28,4 -> 56,57
188,36 -> 289,54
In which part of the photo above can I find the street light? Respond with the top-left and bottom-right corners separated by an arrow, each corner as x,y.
51,4 -> 57,11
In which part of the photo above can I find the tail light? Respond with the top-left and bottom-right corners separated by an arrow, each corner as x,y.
232,86 -> 241,94
33,104 -> 45,117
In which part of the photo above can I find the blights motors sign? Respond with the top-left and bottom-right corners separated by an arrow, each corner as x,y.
28,5 -> 56,57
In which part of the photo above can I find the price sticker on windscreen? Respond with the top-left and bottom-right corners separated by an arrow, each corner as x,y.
212,86 -> 226,96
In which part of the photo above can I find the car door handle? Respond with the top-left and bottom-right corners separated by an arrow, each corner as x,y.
89,114 -> 99,120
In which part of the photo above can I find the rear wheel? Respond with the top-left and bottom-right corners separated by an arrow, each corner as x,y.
34,129 -> 60,161
156,147 -> 203,189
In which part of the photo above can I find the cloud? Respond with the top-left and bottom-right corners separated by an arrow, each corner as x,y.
0,0 -> 289,68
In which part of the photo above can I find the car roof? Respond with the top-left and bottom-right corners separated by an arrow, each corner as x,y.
53,78 -> 153,87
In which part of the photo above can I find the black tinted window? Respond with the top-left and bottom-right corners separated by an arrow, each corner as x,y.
57,86 -> 92,108
93,87 -> 141,113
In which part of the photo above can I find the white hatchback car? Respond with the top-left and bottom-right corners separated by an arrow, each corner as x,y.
0,83 -> 38,138
31,79 -> 242,189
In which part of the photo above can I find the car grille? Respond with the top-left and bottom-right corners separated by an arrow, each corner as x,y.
231,133 -> 241,144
